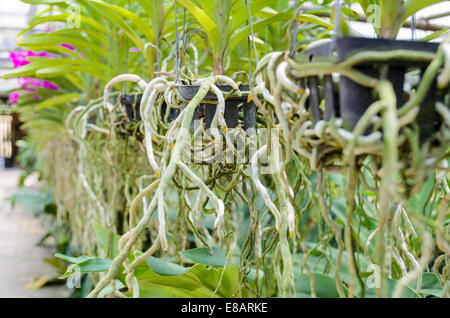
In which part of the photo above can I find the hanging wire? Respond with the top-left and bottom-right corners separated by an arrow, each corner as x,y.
106,0 -> 110,82
182,7 -> 187,49
152,0 -> 160,72
335,0 -> 341,39
289,0 -> 298,58
177,7 -> 187,70
348,0 -> 352,29
374,0 -> 377,38
411,14 -> 416,40
174,0 -> 180,83
247,38 -> 252,77
123,0 -> 130,94
246,0 -> 259,65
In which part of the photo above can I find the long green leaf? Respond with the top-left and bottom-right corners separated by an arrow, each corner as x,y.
229,12 -> 291,53
176,0 -> 220,55
34,93 -> 81,111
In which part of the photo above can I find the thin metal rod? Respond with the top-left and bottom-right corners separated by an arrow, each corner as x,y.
246,0 -> 259,65
247,36 -> 252,78
182,7 -> 187,49
374,0 -> 377,38
123,0 -> 130,93
348,0 -> 351,29
335,0 -> 341,39
290,0 -> 298,58
174,0 -> 180,83
411,14 -> 416,41
152,0 -> 160,72
177,8 -> 187,75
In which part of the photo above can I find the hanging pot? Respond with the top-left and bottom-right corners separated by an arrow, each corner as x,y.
119,93 -> 142,122
177,84 -> 256,131
119,84 -> 257,132
296,37 -> 445,140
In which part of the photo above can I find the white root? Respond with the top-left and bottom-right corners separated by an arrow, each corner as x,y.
251,145 -> 282,231
103,74 -> 147,112
437,42 -> 450,89
214,75 -> 241,94
188,43 -> 199,78
337,128 -> 382,145
158,190 -> 168,251
177,161 -> 225,241
436,102 -> 450,128
209,82 -> 227,129
277,61 -> 303,94
284,171 -> 296,239
140,78 -> 170,176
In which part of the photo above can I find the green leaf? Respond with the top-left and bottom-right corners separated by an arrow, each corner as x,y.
180,247 -> 227,267
419,28 -> 449,42
229,12 -> 291,54
98,280 -> 125,298
136,262 -> 241,298
88,0 -> 154,43
34,93 -> 81,111
229,0 -> 279,34
365,278 -> 420,298
176,0 -> 220,55
6,188 -> 53,211
16,34 -> 106,58
295,272 -> 348,298
55,253 -> 112,277
407,172 -> 435,213
416,272 -> 444,297
298,13 -> 334,29
404,0 -> 447,19
147,256 -> 190,276
94,223 -> 121,258
189,264 -> 241,298
295,247 -> 370,289
21,0 -> 66,4
62,258 -> 112,277
20,13 -> 107,37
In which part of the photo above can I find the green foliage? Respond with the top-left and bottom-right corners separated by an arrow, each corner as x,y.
180,247 -> 227,267
4,0 -> 447,299
354,0 -> 449,38
137,258 -> 241,298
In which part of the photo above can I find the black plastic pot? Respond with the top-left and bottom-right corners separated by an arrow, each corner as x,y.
296,37 -> 444,139
120,93 -> 142,122
120,93 -> 180,123
177,84 -> 256,131
119,85 -> 256,131
120,85 -> 256,130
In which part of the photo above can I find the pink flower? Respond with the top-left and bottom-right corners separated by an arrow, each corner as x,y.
9,92 -> 19,105
17,78 -> 59,91
8,49 -> 60,106
61,43 -> 75,51
9,50 -> 52,68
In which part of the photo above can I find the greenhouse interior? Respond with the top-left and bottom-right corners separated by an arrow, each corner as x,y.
0,0 -> 449,300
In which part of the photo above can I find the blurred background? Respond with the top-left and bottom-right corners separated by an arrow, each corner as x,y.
0,0 -> 69,298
